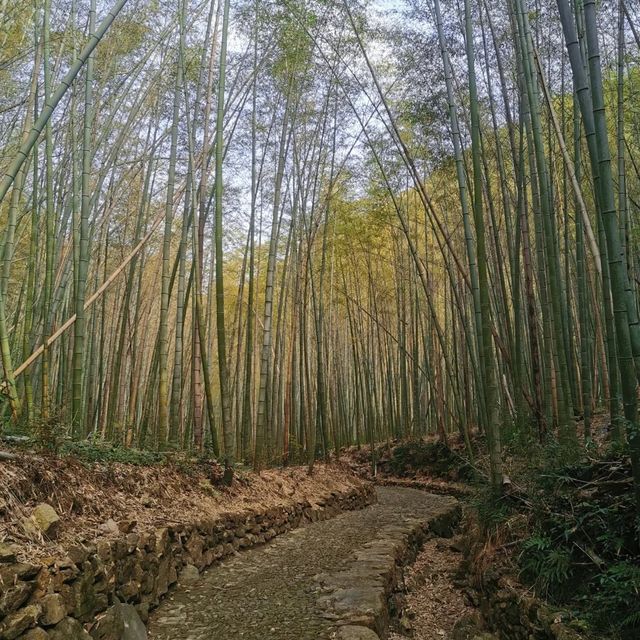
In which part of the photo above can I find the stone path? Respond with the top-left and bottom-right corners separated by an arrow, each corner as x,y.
147,487 -> 456,640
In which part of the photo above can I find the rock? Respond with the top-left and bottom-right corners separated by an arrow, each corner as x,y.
111,540 -> 127,561
98,520 -> 119,535
48,558 -> 78,590
318,583 -> 386,630
452,611 -> 486,640
0,604 -> 41,640
0,542 -> 18,563
117,521 -> 136,534
134,603 -> 149,624
0,580 -> 34,616
550,623 -> 583,640
125,534 -> 139,553
96,540 -> 111,562
154,557 -> 171,598
185,532 -> 204,568
93,594 -> 109,616
179,564 -> 200,585
21,629 -> 50,640
48,618 -> 91,640
429,504 -> 461,538
72,567 -> 97,621
67,545 -> 90,566
40,594 -> 66,627
154,528 -> 169,556
90,603 -> 147,640
4,563 -> 41,582
334,626 -> 380,640
117,580 -> 140,602
23,505 -> 60,539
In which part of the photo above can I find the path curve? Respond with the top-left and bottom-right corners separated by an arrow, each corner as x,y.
147,487 -> 454,640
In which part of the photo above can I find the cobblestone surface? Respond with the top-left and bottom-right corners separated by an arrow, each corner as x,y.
147,487 -> 453,640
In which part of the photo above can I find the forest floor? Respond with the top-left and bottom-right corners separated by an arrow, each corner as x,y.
1,441 -> 474,639
3,427 -> 631,639
0,447 -> 365,563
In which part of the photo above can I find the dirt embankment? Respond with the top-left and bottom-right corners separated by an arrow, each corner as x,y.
0,452 -> 367,563
0,450 -> 375,640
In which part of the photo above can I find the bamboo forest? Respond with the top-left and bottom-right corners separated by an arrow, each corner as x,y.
0,0 -> 639,639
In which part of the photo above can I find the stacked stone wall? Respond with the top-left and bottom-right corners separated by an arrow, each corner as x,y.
0,485 -> 375,639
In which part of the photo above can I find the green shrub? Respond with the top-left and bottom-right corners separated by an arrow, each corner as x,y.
519,535 -> 572,597
389,440 -> 458,477
61,440 -> 164,465
588,562 -> 640,637
515,455 -> 639,637
472,489 -> 513,533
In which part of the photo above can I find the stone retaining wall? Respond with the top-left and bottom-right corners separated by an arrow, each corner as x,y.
0,484 -> 375,639
318,499 -> 461,640
376,477 -> 473,499
472,577 -> 584,640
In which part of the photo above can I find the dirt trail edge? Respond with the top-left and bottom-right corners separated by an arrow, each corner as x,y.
147,487 -> 460,640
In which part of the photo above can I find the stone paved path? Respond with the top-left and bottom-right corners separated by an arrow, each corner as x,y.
147,487 -> 453,640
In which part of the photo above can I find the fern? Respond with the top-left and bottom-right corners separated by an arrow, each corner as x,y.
519,535 -> 572,596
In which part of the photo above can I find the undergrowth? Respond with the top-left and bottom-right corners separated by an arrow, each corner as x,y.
62,440 -> 165,465
473,438 -> 639,639
1,426 -> 230,484
1,420 -> 224,468
389,440 -> 458,476
522,455 -> 638,637
387,439 -> 479,481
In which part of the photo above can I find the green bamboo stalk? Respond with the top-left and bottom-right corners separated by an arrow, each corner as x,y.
0,0 -> 129,209
72,0 -> 96,435
464,0 -> 502,486
433,0 -> 486,431
169,0 -> 189,447
557,0 -> 640,506
215,0 -> 234,481
516,0 -> 576,444
157,23 -> 184,449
